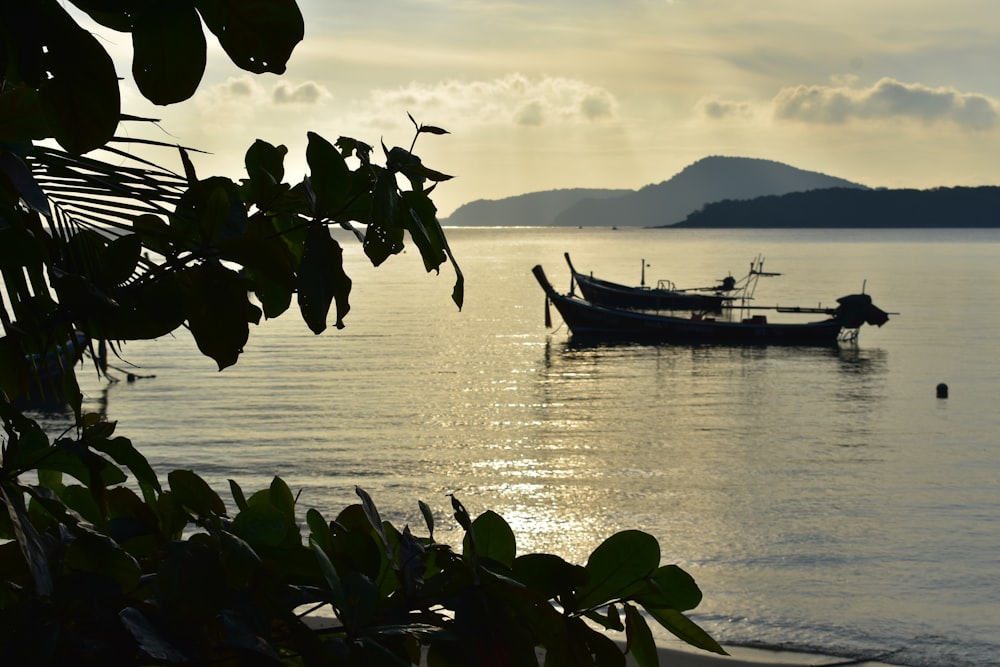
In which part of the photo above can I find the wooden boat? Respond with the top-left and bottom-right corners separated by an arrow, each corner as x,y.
564,253 -> 735,312
533,265 -> 890,346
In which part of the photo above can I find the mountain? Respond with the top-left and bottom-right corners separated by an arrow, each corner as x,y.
444,188 -> 630,226
441,156 -> 868,227
552,156 -> 868,226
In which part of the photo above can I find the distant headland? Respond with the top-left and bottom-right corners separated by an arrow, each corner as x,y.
442,156 -> 1000,228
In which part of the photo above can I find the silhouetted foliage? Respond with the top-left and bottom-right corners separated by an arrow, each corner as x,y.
0,1 -> 722,665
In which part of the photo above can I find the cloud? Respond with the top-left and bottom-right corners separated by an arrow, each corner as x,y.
273,81 -> 330,105
696,97 -> 755,121
773,77 -> 999,130
365,74 -> 621,128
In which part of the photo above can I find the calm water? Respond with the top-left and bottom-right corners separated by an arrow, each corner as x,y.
54,228 -> 999,666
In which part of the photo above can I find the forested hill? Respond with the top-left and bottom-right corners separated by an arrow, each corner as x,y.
671,186 -> 1000,228
552,156 -> 866,227
444,188 -> 630,226
443,156 -> 866,226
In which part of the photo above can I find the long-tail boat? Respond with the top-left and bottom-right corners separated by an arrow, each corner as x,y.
564,253 -> 735,312
533,264 -> 891,346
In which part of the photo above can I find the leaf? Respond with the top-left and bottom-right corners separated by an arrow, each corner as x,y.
400,190 -> 447,273
296,223 -> 351,334
464,510 -> 516,569
623,604 -> 658,667
0,481 -> 52,595
231,501 -> 289,548
120,607 -> 190,662
418,125 -> 450,136
38,3 -> 121,152
181,262 -> 261,370
63,531 -> 142,593
635,564 -> 703,612
310,536 -> 348,615
512,553 -> 587,601
195,0 -> 305,75
102,234 -> 142,287
167,469 -> 226,518
644,607 -> 728,656
243,139 -> 288,208
306,508 -> 332,553
355,486 -> 390,554
131,2 -> 207,105
306,131 -> 352,218
229,479 -> 249,511
575,530 -> 660,611
363,170 -> 404,266
418,500 -> 434,540
89,434 -> 162,497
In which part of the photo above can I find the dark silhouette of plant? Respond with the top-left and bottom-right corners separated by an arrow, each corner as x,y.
0,2 -> 724,664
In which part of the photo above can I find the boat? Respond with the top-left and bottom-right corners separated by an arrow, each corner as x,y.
532,265 -> 891,346
564,253 -> 735,312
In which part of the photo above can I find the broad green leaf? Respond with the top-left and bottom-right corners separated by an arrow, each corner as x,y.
355,486 -> 391,558
90,434 -> 162,496
103,234 -> 142,287
575,530 -> 659,611
0,481 -> 52,595
59,484 -> 106,531
583,623 -> 626,667
34,439 -> 127,487
418,500 -> 434,540
181,262 -> 261,370
306,131 -> 351,218
167,469 -> 226,518
133,214 -> 178,257
38,3 -> 121,153
195,0 -> 304,75
231,500 -> 289,548
296,223 -> 351,334
243,140 -> 289,208
635,564 -> 703,612
131,2 -> 207,105
363,170 -> 404,266
229,479 -> 249,511
464,510 -> 516,569
623,604 -> 658,667
63,531 -> 142,593
400,190 -> 447,272
218,529 -> 263,588
306,508 -> 332,553
310,536 -> 348,615
643,607 -> 727,656
0,87 -> 51,143
119,607 -> 190,663
512,553 -> 586,601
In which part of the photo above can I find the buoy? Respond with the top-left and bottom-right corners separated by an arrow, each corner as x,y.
936,383 -> 948,399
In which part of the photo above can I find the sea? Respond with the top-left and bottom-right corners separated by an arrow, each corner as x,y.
35,227 -> 1000,666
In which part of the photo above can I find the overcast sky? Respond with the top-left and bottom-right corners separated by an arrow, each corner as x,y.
109,0 -> 1000,217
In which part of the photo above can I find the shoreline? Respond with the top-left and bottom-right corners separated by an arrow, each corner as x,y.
644,639 -> 901,667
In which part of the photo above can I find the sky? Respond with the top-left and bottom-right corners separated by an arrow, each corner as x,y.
100,0 -> 1000,217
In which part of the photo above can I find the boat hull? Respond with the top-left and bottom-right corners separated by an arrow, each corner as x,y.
572,272 -> 729,312
535,266 -> 845,346
565,253 -> 729,312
